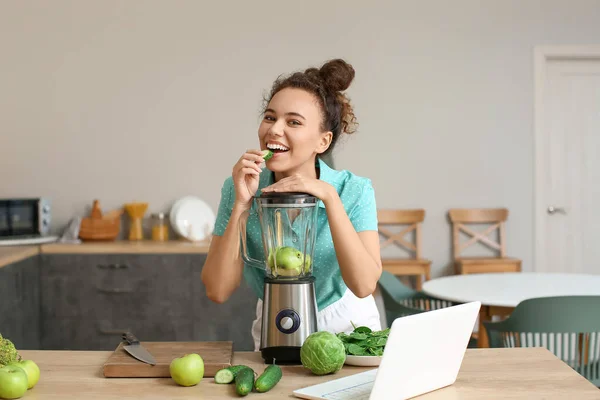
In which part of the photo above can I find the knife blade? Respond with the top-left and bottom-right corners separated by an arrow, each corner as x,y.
122,332 -> 156,366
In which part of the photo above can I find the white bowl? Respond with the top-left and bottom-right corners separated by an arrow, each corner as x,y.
344,355 -> 382,367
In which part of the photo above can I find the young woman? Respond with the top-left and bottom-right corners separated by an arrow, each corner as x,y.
201,59 -> 383,350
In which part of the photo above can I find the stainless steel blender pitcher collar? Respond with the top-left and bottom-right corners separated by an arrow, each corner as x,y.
257,192 -> 318,207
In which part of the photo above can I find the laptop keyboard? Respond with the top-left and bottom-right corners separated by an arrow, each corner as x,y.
322,381 -> 374,400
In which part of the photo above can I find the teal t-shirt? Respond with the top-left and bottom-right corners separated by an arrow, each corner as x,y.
212,158 -> 378,311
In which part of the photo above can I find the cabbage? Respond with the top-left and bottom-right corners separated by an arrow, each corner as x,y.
300,331 -> 346,375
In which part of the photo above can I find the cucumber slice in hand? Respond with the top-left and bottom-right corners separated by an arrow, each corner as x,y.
262,149 -> 274,161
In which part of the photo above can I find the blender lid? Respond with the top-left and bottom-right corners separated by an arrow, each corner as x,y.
257,191 -> 317,206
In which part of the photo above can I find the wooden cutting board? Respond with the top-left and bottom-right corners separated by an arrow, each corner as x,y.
103,341 -> 234,378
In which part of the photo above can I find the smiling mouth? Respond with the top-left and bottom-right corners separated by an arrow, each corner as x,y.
267,143 -> 290,153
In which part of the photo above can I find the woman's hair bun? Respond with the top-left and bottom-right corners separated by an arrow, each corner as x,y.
264,58 -> 359,148
316,59 -> 355,92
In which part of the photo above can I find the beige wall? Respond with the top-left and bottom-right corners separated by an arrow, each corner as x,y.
2,1 -> 600,277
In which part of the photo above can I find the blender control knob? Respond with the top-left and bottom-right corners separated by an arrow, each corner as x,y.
280,317 -> 293,330
275,309 -> 300,334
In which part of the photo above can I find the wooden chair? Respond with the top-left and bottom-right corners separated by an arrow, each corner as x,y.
378,209 -> 431,290
448,208 -> 521,275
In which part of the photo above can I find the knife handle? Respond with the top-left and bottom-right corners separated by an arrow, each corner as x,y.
122,331 -> 140,345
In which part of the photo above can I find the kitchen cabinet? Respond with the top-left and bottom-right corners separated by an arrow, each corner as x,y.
40,254 -> 258,351
192,258 -> 258,351
0,257 -> 40,350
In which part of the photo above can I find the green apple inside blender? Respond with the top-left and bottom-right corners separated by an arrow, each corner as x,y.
268,246 -> 312,276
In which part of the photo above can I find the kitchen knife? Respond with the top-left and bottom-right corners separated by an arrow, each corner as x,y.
122,332 -> 156,366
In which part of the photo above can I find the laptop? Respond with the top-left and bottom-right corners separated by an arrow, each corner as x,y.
292,301 -> 481,400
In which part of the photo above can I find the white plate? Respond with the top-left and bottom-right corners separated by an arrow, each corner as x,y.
344,355 -> 382,367
170,196 -> 215,242
169,196 -> 196,233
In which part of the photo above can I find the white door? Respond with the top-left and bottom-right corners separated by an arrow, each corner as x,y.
535,47 -> 600,274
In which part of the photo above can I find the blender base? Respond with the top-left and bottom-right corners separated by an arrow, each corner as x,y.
260,276 -> 318,365
261,346 -> 302,365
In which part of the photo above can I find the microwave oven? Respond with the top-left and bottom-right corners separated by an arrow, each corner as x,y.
0,198 -> 52,239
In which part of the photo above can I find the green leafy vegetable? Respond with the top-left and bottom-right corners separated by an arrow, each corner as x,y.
353,326 -> 372,334
336,322 -> 390,357
300,331 -> 346,375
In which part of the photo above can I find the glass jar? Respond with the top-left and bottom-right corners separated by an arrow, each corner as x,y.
151,213 -> 169,241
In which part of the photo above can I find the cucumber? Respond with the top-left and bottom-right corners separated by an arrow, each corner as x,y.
214,368 -> 234,384
214,365 -> 251,384
254,364 -> 282,393
229,365 -> 252,378
234,367 -> 255,396
262,149 -> 274,161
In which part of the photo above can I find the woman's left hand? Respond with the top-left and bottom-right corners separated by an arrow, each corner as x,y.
261,174 -> 336,203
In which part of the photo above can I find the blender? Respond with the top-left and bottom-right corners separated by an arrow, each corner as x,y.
239,192 -> 319,364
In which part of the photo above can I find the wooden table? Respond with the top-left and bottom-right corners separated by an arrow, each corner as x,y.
422,272 -> 600,348
17,348 -> 599,399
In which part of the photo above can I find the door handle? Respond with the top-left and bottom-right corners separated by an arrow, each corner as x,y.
547,206 -> 567,215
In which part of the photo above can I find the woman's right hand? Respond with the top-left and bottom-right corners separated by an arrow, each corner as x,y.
232,149 -> 264,210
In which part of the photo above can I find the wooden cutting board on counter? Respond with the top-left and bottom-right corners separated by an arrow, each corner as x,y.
103,341 -> 234,378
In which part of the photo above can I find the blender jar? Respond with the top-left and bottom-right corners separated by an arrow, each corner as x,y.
240,192 -> 319,279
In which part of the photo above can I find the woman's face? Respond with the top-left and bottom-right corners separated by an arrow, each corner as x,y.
258,88 -> 331,174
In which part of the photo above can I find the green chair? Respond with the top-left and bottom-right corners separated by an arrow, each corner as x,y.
484,296 -> 600,386
378,270 -> 457,322
378,271 -> 478,348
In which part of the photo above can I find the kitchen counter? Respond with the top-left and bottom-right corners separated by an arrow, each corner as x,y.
41,239 -> 211,254
1,240 -> 258,352
17,348 -> 600,399
0,246 -> 38,269
0,239 -> 211,268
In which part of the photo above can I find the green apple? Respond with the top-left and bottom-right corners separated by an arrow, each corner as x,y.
169,353 -> 204,387
277,268 -> 302,277
267,246 -> 312,276
8,360 -> 40,389
0,365 -> 28,399
275,246 -> 304,270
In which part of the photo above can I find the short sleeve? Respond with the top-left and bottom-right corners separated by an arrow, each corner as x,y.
349,179 -> 379,232
212,177 -> 234,236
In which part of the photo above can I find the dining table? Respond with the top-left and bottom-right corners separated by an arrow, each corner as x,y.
422,272 -> 600,348
14,348 -> 600,398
